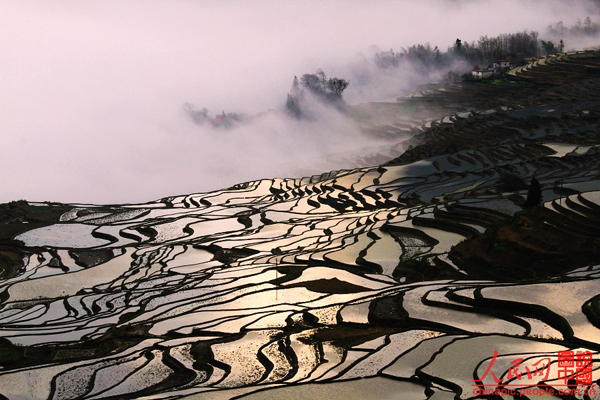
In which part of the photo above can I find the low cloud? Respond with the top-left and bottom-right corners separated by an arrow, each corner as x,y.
0,0 -> 598,204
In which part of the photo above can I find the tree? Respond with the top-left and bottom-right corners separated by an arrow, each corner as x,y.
286,69 -> 350,117
548,21 -> 567,36
183,103 -> 209,125
375,49 -> 400,68
455,38 -> 462,52
524,177 -> 543,208
299,70 -> 349,97
316,69 -> 327,90
433,45 -> 442,65
327,78 -> 350,96
584,16 -> 593,34
300,73 -> 322,92
286,93 -> 301,118
530,31 -> 540,57
541,40 -> 557,55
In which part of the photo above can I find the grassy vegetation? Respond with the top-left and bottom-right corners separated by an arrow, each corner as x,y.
0,323 -> 152,369
0,200 -> 72,280
0,200 -> 70,221
0,200 -> 71,238
392,257 -> 465,283
0,244 -> 27,280
449,208 -> 600,282
487,76 -> 540,87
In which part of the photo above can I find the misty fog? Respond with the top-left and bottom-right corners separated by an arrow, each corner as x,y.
1,0 -> 598,204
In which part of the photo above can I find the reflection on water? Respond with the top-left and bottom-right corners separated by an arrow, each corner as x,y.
3,100 -> 600,398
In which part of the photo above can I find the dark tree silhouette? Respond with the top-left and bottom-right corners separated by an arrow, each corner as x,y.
541,40 -> 558,55
183,103 -> 210,125
327,78 -> 350,96
455,38 -> 462,51
300,73 -> 322,92
524,177 -> 543,208
286,94 -> 301,118
287,69 -> 350,117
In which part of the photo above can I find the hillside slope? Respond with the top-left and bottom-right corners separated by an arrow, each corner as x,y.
1,52 -> 600,399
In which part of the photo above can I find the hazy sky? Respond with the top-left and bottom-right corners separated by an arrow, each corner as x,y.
1,0 -> 598,204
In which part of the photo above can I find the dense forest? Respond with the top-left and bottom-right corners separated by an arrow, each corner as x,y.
374,17 -> 600,72
376,32 -> 539,72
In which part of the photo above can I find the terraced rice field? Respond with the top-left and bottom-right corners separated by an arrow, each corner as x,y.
1,53 -> 600,399
509,50 -> 600,84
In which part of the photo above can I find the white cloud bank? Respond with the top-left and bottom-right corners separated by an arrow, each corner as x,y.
0,0 -> 597,204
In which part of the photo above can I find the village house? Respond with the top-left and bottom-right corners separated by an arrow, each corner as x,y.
471,69 -> 494,79
472,59 -> 512,79
493,60 -> 511,69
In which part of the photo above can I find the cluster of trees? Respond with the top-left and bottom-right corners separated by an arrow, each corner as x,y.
473,31 -> 540,62
286,69 -> 350,117
294,69 -> 350,97
540,39 -> 565,55
543,17 -> 600,54
375,30 -> 545,73
183,103 -> 209,124
547,17 -> 600,37
375,44 -> 444,69
182,103 -> 246,129
183,69 -> 350,125
374,17 -> 600,75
